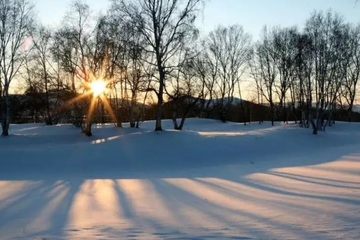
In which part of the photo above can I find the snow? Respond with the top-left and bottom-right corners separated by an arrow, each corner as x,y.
353,104 -> 360,113
203,97 -> 243,107
0,119 -> 360,240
